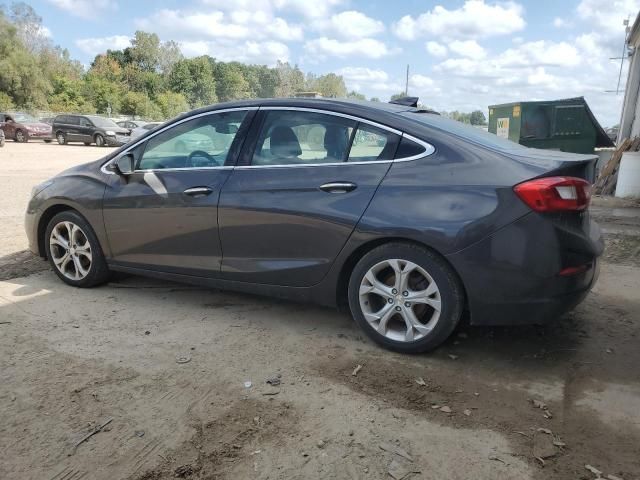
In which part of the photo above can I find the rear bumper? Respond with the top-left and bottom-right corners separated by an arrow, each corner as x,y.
446,211 -> 603,326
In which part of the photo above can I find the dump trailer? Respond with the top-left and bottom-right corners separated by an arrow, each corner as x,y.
488,97 -> 614,154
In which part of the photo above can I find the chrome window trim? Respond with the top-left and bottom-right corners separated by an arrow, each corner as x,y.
100,107 -> 258,175
100,105 -> 435,174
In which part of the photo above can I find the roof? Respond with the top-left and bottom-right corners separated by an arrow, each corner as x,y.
489,96 -> 614,148
628,11 -> 640,47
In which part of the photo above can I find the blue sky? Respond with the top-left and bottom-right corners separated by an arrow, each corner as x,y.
25,0 -> 640,126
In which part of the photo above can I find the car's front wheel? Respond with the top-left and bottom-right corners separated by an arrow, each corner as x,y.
95,134 -> 105,147
348,242 -> 464,353
56,132 -> 66,145
45,211 -> 110,287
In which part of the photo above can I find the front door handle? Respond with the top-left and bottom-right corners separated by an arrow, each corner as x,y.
319,182 -> 357,193
183,186 -> 213,197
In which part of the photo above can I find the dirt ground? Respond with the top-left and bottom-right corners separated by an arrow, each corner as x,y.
1,141 -> 639,480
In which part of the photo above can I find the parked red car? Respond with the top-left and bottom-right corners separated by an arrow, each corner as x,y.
0,112 -> 52,142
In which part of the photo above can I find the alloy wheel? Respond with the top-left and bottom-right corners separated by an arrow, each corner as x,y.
358,258 -> 441,342
49,221 -> 92,281
16,130 -> 25,142
95,134 -> 104,147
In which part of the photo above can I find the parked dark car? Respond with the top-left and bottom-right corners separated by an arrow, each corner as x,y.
26,99 -> 603,352
116,120 -> 147,130
52,114 -> 129,146
0,112 -> 52,142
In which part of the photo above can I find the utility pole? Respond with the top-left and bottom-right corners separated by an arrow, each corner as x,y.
607,17 -> 631,94
405,64 -> 409,96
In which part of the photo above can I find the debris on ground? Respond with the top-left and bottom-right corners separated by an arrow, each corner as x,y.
387,458 -> 420,480
262,390 -> 279,396
244,381 -> 252,388
447,354 -> 459,360
607,474 -> 624,480
69,417 -> 113,455
175,355 -> 191,364
530,398 -> 553,419
174,464 -> 198,478
317,440 -> 326,449
266,374 -> 282,386
379,442 -> 414,462
537,427 -> 552,435
488,455 -> 506,464
439,406 -> 452,413
134,430 -> 145,437
144,330 -> 150,335
415,377 -> 426,386
533,430 -> 557,460
351,364 -> 362,376
585,464 -> 603,476
463,409 -> 471,416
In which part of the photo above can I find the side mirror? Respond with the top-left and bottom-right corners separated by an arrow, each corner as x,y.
114,153 -> 134,175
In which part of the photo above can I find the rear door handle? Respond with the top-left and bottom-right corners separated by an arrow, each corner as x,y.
183,186 -> 213,197
319,182 -> 357,193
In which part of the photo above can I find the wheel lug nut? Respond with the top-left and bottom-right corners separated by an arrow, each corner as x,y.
392,289 -> 398,295
404,302 -> 411,308
388,298 -> 394,304
402,291 -> 408,297
395,306 -> 401,311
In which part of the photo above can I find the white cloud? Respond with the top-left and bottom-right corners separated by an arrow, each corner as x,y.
135,9 -> 303,43
553,17 -> 570,28
409,74 -> 435,89
314,10 -> 385,38
180,39 -> 289,65
337,67 -> 389,83
392,0 -> 525,41
75,35 -> 131,56
304,37 -> 391,59
200,0 -> 344,18
449,40 -> 486,58
46,0 -> 117,19
425,41 -> 448,57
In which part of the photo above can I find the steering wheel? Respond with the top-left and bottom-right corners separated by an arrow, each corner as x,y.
186,150 -> 220,168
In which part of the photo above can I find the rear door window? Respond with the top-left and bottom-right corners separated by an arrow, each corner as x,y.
251,111 -> 356,166
348,125 -> 399,162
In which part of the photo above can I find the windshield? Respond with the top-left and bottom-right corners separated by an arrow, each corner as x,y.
13,113 -> 37,123
401,112 -> 529,152
88,116 -> 119,128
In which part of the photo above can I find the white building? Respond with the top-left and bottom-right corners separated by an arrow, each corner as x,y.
618,12 -> 640,142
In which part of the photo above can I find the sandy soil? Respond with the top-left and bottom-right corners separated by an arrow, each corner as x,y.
0,142 -> 639,480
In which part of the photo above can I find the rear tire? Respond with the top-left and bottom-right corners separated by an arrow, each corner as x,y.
15,129 -> 28,142
45,211 -> 110,288
56,132 -> 66,145
348,242 -> 464,353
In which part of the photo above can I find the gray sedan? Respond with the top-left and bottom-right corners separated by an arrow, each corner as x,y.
25,98 -> 603,353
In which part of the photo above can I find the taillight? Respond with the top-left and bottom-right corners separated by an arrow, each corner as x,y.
513,176 -> 591,212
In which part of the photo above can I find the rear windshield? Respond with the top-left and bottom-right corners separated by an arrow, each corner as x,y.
400,112 -> 529,152
88,116 -> 119,128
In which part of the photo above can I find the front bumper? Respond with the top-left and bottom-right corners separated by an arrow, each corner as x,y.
447,211 -> 603,326
105,135 -> 130,147
25,205 -> 39,256
27,131 -> 52,140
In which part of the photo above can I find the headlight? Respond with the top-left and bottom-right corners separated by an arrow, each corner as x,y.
105,130 -> 116,136
31,180 -> 53,198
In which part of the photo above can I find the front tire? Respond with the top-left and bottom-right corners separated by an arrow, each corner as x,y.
56,132 -> 67,145
348,242 -> 464,353
45,211 -> 110,287
95,134 -> 105,147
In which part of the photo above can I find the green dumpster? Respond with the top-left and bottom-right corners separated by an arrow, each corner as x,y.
488,97 -> 614,154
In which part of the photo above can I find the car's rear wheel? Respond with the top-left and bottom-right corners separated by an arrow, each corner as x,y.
15,129 -> 27,142
56,132 -> 66,145
95,134 -> 105,147
348,242 -> 464,353
45,211 -> 110,288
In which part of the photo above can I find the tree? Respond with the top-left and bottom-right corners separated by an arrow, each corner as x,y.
314,73 -> 347,98
470,110 -> 487,125
158,40 -> 183,76
370,97 -> 380,102
347,90 -> 366,100
155,91 -> 189,119
390,92 -> 407,101
214,62 -> 251,102
275,61 -> 304,97
128,31 -> 161,72
168,56 -> 217,107
0,91 -> 15,110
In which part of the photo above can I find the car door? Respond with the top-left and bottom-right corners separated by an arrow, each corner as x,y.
102,108 -> 255,276
218,108 -> 400,287
64,116 -> 82,141
2,114 -> 16,139
78,117 -> 95,142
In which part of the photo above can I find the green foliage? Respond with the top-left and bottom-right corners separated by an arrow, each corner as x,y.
470,110 -> 487,125
347,91 -> 366,100
0,4 -> 366,120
